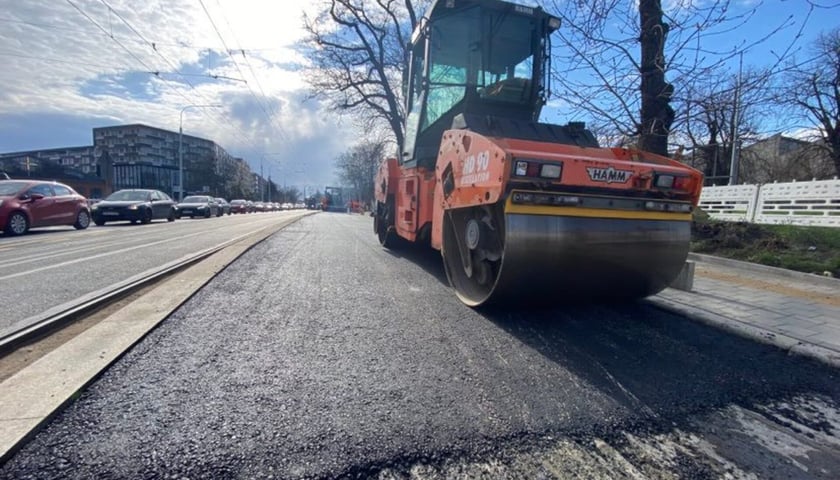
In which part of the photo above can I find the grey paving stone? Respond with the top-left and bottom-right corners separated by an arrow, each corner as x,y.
663,257 -> 840,364
775,324 -> 821,339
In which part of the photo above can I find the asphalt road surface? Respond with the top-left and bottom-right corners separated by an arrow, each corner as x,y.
2,213 -> 839,479
0,211 -> 306,334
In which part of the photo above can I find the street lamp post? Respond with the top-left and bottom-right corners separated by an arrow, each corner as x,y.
179,104 -> 221,201
261,153 -> 285,204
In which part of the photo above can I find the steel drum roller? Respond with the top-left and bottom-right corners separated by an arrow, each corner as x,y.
443,204 -> 690,307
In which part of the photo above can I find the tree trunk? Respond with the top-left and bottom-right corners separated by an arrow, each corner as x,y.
638,0 -> 674,157
831,123 -> 840,177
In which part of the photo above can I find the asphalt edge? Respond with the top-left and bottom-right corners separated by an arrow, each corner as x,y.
647,294 -> 840,370
0,212 -> 316,465
687,252 -> 839,288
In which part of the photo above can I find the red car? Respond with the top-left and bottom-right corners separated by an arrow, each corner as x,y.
229,199 -> 250,214
0,180 -> 92,236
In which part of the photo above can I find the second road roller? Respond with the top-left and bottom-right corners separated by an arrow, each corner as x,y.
373,0 -> 704,307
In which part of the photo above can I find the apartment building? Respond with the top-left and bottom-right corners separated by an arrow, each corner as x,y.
93,124 -> 243,198
2,124 -> 257,200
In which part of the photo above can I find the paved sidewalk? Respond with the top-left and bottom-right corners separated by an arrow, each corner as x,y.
649,253 -> 840,368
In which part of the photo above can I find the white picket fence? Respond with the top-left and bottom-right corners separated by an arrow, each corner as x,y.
698,178 -> 840,227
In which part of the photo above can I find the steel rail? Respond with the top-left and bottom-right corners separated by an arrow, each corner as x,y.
0,223 -> 275,356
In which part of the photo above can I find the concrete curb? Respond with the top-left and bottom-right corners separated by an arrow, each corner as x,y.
647,294 -> 840,370
687,252 -> 839,288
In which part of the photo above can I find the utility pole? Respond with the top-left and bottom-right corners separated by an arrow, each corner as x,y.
729,52 -> 743,186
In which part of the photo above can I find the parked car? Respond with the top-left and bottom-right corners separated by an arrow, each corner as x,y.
176,195 -> 219,218
215,198 -> 231,216
0,179 -> 91,236
230,199 -> 249,214
91,189 -> 176,226
245,200 -> 255,213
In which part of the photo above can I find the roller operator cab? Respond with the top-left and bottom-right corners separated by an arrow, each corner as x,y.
374,0 -> 704,307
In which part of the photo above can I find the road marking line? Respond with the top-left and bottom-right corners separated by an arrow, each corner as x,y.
0,231 -> 210,282
0,215 -> 283,269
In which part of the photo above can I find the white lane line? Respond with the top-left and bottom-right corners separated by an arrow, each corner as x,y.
0,222 -> 235,268
0,239 -> 138,268
0,215 -> 294,282
0,230 -> 208,282
0,215 -> 279,268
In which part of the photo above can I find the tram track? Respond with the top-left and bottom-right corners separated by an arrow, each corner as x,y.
0,212 -> 315,461
0,212 -> 315,357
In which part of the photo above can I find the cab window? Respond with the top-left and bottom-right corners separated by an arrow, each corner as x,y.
423,9 -> 479,130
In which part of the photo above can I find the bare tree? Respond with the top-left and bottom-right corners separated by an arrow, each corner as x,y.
681,68 -> 771,183
300,0 -> 427,147
336,139 -> 387,205
780,28 -> 840,177
545,0 -> 804,156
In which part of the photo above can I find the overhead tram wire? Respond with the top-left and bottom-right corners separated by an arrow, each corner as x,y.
65,0 -> 227,133
61,1 -> 267,181
95,0 -> 254,147
1,16 -> 288,57
65,0 -> 160,76
212,0 -> 286,140
65,0 -> 226,124
0,50 -> 131,71
197,0 -> 287,139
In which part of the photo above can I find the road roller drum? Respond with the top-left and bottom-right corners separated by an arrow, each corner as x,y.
442,202 -> 691,306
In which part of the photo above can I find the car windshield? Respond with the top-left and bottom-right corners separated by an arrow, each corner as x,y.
0,181 -> 28,196
231,200 -> 245,204
181,196 -> 207,203
106,190 -> 149,202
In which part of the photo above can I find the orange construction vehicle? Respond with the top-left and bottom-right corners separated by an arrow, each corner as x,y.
374,0 -> 703,307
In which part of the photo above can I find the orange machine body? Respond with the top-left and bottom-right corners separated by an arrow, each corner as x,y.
376,130 -> 703,250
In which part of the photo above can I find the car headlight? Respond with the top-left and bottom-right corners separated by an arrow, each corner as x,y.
197,205 -> 206,210
128,204 -> 138,210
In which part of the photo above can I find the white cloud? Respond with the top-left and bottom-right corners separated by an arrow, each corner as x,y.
0,0 -> 357,187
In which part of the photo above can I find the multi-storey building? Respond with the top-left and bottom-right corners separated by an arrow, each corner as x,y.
93,124 -> 239,198
1,124 -> 260,200
0,146 -> 98,174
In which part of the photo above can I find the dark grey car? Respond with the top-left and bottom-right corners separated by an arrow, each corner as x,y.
176,195 -> 219,219
215,198 -> 231,216
91,189 -> 176,226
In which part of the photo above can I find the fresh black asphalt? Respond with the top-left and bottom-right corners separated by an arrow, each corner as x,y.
2,213 -> 839,478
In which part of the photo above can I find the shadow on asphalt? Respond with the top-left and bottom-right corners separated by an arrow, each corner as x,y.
382,240 -> 450,285
478,301 -> 840,425
374,229 -> 840,427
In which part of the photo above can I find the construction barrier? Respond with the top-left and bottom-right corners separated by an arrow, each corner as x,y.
699,178 -> 840,227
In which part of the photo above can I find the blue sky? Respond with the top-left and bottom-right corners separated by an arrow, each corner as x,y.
0,0 -> 837,188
